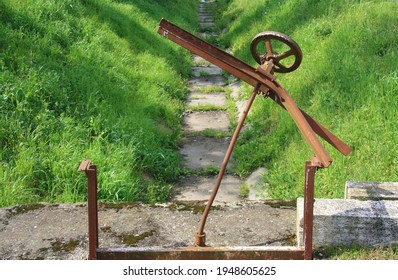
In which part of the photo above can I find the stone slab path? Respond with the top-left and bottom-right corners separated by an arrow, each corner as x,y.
173,1 -> 270,204
173,1 -> 245,204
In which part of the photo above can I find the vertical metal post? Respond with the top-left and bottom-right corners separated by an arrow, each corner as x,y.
303,160 -> 317,260
78,160 -> 99,260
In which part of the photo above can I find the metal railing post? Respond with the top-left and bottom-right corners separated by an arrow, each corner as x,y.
303,159 -> 319,260
78,160 -> 99,260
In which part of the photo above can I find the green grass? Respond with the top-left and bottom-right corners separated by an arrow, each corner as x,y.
0,0 -> 199,207
2,0 -> 397,207
186,104 -> 228,111
315,245 -> 398,260
216,0 -> 398,199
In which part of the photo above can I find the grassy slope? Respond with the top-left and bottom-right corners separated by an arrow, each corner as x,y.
216,0 -> 398,199
0,0 -> 199,207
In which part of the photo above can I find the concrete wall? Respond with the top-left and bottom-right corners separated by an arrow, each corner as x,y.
297,197 -> 398,248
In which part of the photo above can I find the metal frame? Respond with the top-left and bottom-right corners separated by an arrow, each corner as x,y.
78,159 -> 310,260
77,19 -> 351,260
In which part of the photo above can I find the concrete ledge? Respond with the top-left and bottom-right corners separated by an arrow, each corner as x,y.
345,181 -> 398,200
297,198 -> 398,248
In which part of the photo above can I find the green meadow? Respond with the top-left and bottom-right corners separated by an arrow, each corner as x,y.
0,0 -> 198,207
215,0 -> 398,199
1,0 -> 397,207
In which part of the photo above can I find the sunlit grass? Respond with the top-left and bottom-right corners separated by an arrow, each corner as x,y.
315,245 -> 398,260
217,0 -> 398,199
0,0 -> 199,207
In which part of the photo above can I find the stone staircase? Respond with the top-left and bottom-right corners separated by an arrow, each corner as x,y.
172,0 -> 252,204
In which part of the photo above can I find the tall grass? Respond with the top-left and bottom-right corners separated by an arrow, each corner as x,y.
0,0 -> 199,207
217,0 -> 398,199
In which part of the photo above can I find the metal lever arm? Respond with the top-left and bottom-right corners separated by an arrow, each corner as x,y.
157,19 -> 352,164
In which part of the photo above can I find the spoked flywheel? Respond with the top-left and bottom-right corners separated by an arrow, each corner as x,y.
250,31 -> 302,73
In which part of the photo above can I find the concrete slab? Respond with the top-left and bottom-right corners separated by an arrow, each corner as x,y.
196,31 -> 219,39
0,201 -> 297,259
199,8 -> 212,14
199,15 -> 214,23
199,22 -> 215,28
297,198 -> 398,247
183,110 -> 230,132
186,92 -> 227,107
345,181 -> 398,200
179,136 -> 233,170
229,81 -> 249,120
188,75 -> 226,89
192,66 -> 223,77
244,167 -> 269,200
172,175 -> 244,204
192,55 -> 212,66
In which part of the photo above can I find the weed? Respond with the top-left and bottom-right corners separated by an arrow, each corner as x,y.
185,129 -> 231,139
186,104 -> 228,111
239,182 -> 250,198
199,70 -> 210,77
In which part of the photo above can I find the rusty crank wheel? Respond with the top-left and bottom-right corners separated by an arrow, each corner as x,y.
250,31 -> 302,73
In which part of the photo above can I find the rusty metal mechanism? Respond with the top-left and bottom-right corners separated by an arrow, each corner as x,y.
250,31 -> 302,73
78,19 -> 352,260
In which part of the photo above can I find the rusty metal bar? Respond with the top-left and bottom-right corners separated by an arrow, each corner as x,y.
303,159 -> 319,260
158,19 -> 352,159
272,86 -> 332,167
78,160 -> 98,260
96,246 -> 304,260
195,83 -> 261,246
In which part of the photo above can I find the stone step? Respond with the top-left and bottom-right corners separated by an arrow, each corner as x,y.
192,54 -> 212,66
345,181 -> 398,200
172,174 -> 244,204
192,66 -> 222,77
199,20 -> 214,25
179,136 -> 233,170
183,110 -> 230,132
188,75 -> 226,89
199,15 -> 214,22
199,22 -> 215,28
296,198 -> 398,248
196,31 -> 219,39
199,8 -> 212,13
186,92 -> 227,107
245,167 -> 269,200
198,12 -> 213,18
